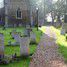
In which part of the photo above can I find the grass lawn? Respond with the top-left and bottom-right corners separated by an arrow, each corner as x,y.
0,27 -> 42,67
50,26 -> 67,62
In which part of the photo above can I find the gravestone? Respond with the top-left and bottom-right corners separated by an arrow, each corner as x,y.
0,33 -> 4,55
14,33 -> 20,43
26,25 -> 30,29
26,25 -> 31,37
61,29 -> 65,35
23,29 -> 30,37
11,30 -> 16,38
30,32 -> 36,44
14,24 -> 17,28
23,29 -> 28,36
11,31 -> 20,45
19,23 -> 22,27
61,23 -> 67,35
19,37 -> 30,56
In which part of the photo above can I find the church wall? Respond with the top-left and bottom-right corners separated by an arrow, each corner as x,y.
5,0 -> 30,26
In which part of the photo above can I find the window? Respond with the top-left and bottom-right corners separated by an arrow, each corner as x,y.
16,8 -> 22,19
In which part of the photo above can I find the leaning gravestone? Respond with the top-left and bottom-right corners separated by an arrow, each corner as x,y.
30,32 -> 36,44
0,33 -> 4,55
19,37 -> 30,56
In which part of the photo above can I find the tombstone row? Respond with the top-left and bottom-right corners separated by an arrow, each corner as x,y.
0,28 -> 37,56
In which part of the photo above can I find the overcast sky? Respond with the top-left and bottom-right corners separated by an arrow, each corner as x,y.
0,0 -> 4,8
0,0 -> 3,2
53,0 -> 58,3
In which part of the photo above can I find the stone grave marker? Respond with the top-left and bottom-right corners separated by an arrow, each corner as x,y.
0,33 -> 4,55
23,29 -> 30,37
11,29 -> 16,38
14,33 -> 20,43
61,23 -> 67,35
19,23 -> 22,27
30,32 -> 36,44
19,37 -> 30,56
14,24 -> 17,28
11,31 -> 20,45
26,25 -> 31,37
26,25 -> 30,29
61,29 -> 65,35
23,29 -> 28,36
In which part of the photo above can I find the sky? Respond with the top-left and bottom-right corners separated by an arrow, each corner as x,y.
0,0 -> 3,2
53,0 -> 58,3
0,0 -> 4,8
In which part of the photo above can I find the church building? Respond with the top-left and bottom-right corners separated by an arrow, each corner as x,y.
4,0 -> 30,27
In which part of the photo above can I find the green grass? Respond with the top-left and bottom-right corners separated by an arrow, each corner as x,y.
0,27 -> 42,67
0,58 -> 30,67
49,26 -> 67,62
32,27 -> 42,43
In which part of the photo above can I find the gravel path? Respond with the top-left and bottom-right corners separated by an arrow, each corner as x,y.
29,27 -> 67,67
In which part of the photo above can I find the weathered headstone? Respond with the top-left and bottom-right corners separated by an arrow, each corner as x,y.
23,29 -> 30,37
0,33 -> 4,55
11,30 -> 16,38
19,37 -> 30,56
26,25 -> 31,37
30,32 -> 36,44
61,29 -> 65,35
19,23 -> 22,27
14,24 -> 17,28
14,33 -> 20,43
11,31 -> 20,45
61,23 -> 67,35
23,29 -> 28,36
26,25 -> 30,29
